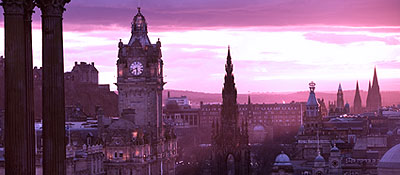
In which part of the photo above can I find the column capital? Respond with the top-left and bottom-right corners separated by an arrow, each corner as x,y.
1,0 -> 25,15
35,0 -> 70,17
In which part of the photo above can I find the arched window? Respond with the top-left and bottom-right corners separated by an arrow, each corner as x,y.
227,154 -> 235,175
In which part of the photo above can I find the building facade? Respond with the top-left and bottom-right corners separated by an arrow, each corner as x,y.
200,101 -> 305,143
101,7 -> 177,175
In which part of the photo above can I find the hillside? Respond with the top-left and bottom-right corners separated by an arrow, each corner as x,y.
163,89 -> 400,107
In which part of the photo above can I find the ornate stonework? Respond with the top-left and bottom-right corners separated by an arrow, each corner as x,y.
1,0 -> 24,14
101,7 -> 176,175
35,0 -> 70,16
211,47 -> 250,175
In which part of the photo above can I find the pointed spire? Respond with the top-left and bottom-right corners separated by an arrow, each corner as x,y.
222,45 -> 236,98
367,67 -> 382,111
337,83 -> 344,109
353,81 -> 362,114
225,46 -> 233,75
372,66 -> 379,88
248,95 -> 251,105
368,80 -> 371,91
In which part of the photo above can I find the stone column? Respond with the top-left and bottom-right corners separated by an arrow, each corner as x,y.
1,0 -> 35,174
36,0 -> 70,174
24,1 -> 36,174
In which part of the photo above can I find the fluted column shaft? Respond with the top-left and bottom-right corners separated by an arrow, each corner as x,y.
1,0 -> 35,174
36,0 -> 70,174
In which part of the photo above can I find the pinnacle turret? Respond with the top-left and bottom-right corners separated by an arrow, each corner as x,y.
128,7 -> 151,47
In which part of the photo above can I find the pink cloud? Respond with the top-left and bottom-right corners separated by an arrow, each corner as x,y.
1,0 -> 399,32
304,32 -> 400,45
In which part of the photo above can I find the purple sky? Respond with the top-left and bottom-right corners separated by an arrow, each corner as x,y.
0,0 -> 400,93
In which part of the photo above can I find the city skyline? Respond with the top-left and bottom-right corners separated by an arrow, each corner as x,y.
0,0 -> 399,93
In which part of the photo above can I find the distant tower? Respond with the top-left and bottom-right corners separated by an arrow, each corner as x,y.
353,81 -> 362,114
313,151 -> 326,175
336,83 -> 344,110
313,133 -> 326,175
328,144 -> 342,174
366,67 -> 382,112
366,80 -> 371,110
211,47 -> 250,175
303,81 -> 322,134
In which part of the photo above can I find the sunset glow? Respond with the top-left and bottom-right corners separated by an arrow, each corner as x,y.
1,0 -> 399,93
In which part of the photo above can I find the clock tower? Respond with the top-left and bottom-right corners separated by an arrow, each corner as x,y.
102,8 -> 176,175
116,7 -> 164,138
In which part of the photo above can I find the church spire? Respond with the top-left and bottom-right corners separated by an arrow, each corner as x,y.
353,81 -> 362,114
372,67 -> 379,88
366,67 -> 382,111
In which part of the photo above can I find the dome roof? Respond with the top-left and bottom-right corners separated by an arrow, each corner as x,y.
253,125 -> 265,131
331,144 -> 339,152
315,152 -> 325,162
274,151 -> 292,166
128,7 -> 151,47
378,143 -> 400,169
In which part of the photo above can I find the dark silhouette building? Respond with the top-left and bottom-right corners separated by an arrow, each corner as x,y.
336,84 -> 344,110
353,81 -> 362,114
211,47 -> 250,175
2,0 -> 70,174
328,84 -> 349,116
366,68 -> 382,112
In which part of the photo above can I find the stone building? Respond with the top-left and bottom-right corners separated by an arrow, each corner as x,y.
200,101 -> 305,143
100,7 -> 177,174
27,63 -> 118,120
290,81 -> 393,175
210,47 -> 250,175
67,61 -> 99,85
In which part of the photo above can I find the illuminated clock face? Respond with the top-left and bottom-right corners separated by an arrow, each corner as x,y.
130,61 -> 143,75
